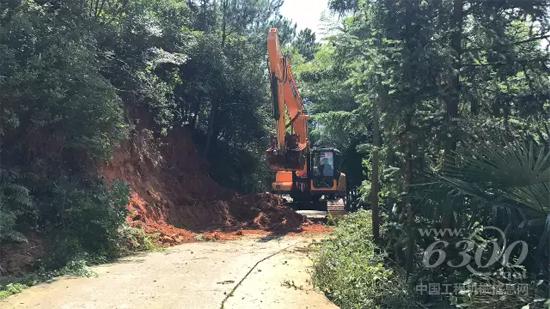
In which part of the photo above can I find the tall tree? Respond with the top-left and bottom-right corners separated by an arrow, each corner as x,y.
294,28 -> 319,60
316,0 -> 549,262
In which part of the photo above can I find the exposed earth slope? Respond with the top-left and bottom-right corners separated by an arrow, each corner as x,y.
101,122 -> 307,245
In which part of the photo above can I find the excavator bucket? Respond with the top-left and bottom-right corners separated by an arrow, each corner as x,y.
267,134 -> 307,171
266,148 -> 306,171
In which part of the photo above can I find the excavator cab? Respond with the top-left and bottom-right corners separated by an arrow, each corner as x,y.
310,148 -> 342,189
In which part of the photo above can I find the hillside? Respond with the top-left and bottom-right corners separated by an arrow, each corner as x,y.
101,123 -> 306,245
0,123 -> 307,276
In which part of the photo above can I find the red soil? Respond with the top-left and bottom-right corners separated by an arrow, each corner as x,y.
299,223 -> 334,234
101,126 -> 320,245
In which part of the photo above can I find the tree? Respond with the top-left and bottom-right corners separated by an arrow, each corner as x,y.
0,0 -> 131,263
308,0 -> 550,268
294,28 -> 319,60
304,0 -> 549,305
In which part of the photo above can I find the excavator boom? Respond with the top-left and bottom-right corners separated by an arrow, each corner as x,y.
266,28 -> 309,171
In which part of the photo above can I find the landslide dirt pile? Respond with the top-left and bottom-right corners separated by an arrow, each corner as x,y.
102,125 -> 306,244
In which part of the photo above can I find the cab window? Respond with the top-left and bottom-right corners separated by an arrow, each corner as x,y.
313,151 -> 334,177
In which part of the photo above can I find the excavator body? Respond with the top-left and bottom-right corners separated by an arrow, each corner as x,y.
266,28 -> 346,216
272,148 -> 347,215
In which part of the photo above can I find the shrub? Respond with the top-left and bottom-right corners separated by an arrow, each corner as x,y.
1,0 -> 130,269
0,283 -> 26,300
0,169 -> 34,242
45,180 -> 130,268
0,258 -> 95,300
313,210 -> 412,308
116,225 -> 160,255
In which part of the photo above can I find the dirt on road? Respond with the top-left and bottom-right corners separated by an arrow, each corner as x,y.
1,235 -> 337,309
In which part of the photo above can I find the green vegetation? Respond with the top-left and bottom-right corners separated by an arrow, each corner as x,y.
0,283 -> 26,300
0,259 -> 95,300
0,0 -> 294,277
1,0 -> 549,307
314,211 -> 411,308
117,225 -> 161,254
300,0 -> 549,307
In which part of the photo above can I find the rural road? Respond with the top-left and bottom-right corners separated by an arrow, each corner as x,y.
1,235 -> 337,309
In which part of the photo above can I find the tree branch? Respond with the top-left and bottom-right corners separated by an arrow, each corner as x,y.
462,56 -> 549,68
464,34 -> 550,52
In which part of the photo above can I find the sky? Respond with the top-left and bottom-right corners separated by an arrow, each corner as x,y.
280,0 -> 330,36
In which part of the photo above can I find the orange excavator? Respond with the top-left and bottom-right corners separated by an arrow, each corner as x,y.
266,28 -> 346,215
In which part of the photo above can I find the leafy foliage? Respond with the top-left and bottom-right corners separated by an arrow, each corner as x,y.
301,0 -> 550,307
1,0 -> 548,306
0,0 -> 294,275
442,126 -> 550,214
0,170 -> 33,242
0,258 -> 96,300
313,211 -> 412,308
0,0 -> 129,261
294,28 -> 318,60
44,180 -> 129,267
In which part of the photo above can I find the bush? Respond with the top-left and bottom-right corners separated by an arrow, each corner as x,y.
0,169 -> 34,242
0,258 -> 95,300
313,210 -> 412,309
0,0 -> 131,269
116,225 -> 160,255
0,283 -> 26,300
45,180 -> 130,268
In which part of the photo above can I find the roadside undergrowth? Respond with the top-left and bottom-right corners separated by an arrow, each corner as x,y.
0,224 -> 159,300
0,260 -> 94,300
312,211 -> 412,309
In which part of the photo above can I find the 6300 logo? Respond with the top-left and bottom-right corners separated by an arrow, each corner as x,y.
420,226 -> 528,276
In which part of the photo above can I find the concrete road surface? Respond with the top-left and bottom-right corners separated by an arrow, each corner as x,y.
1,235 -> 337,309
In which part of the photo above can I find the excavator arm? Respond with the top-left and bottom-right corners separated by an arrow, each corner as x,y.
266,28 -> 309,171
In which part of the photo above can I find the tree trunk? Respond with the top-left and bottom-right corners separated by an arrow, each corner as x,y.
370,98 -> 382,242
439,0 -> 464,231
204,103 -> 217,157
443,0 -> 463,163
448,0 -> 463,119
221,0 -> 228,48
404,149 -> 415,273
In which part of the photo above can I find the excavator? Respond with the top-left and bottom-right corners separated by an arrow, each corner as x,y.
266,28 -> 346,217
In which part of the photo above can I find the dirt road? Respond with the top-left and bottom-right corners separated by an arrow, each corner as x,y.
1,235 -> 337,309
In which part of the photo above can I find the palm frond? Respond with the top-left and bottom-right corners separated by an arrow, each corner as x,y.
440,139 -> 550,215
